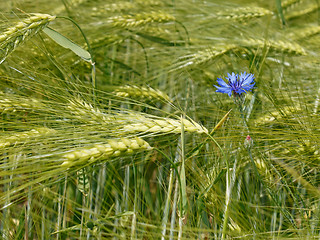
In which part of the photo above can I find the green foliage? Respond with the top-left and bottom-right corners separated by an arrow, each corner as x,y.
0,0 -> 319,239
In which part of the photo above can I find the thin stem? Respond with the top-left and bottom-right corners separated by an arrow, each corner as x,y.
221,157 -> 238,240
161,164 -> 175,240
178,115 -> 187,240
234,95 -> 296,227
131,160 -> 137,240
161,138 -> 182,240
169,175 -> 179,240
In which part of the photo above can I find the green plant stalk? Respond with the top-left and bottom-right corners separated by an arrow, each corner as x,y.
87,170 -> 95,240
313,86 -> 320,114
62,175 -> 68,236
24,204 -> 28,240
236,95 -> 296,228
206,132 -> 229,239
276,0 -> 286,26
131,160 -> 137,240
118,164 -> 130,238
169,176 -> 178,240
123,165 -> 130,212
93,165 -> 107,240
221,171 -> 230,240
178,115 -> 187,240
2,156 -> 11,240
41,196 -> 46,240
56,184 -> 62,240
161,165 -> 175,240
221,94 -> 249,239
27,186 -> 33,239
221,156 -> 238,240
161,139 -> 183,240
113,189 -> 120,237
80,188 -> 86,238
95,164 -> 107,218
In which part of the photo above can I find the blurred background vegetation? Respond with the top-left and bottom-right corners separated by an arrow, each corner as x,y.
0,0 -> 319,239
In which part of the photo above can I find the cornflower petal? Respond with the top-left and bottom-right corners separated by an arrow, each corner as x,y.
241,72 -> 255,85
216,77 -> 229,87
214,71 -> 255,97
215,86 -> 232,96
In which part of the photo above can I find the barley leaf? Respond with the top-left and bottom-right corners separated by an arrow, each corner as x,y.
43,27 -> 92,62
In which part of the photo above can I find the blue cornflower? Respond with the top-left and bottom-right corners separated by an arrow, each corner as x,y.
214,72 -> 255,97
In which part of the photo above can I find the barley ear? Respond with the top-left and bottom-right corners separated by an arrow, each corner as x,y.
113,85 -> 171,102
0,13 -> 56,64
0,128 -> 56,149
61,137 -> 152,168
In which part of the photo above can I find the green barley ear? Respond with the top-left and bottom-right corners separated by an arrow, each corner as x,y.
61,137 -> 152,168
243,38 -> 306,55
67,97 -> 109,124
254,106 -> 302,125
216,6 -> 273,21
90,34 -> 125,49
0,127 -> 56,149
173,45 -> 237,70
76,168 -> 90,196
288,25 -> 320,40
0,13 -> 56,63
67,97 -> 208,135
285,3 -> 319,20
113,85 -> 171,103
108,11 -> 176,28
91,0 -> 163,15
0,91 -> 44,113
281,0 -> 304,10
122,116 -> 208,135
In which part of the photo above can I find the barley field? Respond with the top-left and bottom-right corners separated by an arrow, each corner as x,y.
0,0 -> 319,239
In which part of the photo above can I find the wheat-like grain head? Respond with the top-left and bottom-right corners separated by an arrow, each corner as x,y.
216,6 -> 273,21
289,25 -> 320,40
0,13 -> 56,63
113,85 -> 171,102
285,3 -> 319,20
243,38 -> 306,55
174,45 -> 237,70
281,0 -> 304,10
108,11 -> 175,28
61,137 -> 152,168
67,97 -> 208,135
0,91 -> 44,113
0,128 -> 56,149
91,0 -> 163,15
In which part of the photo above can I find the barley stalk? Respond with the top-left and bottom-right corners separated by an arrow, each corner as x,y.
113,85 -> 171,102
108,11 -> 176,28
216,6 -> 273,21
61,137 -> 152,167
0,13 -> 56,63
0,127 -> 56,149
